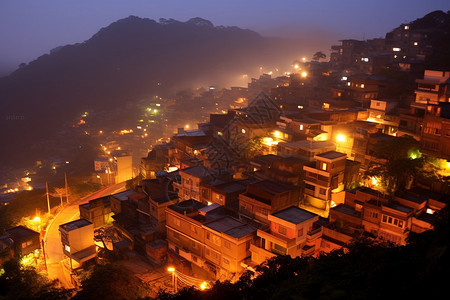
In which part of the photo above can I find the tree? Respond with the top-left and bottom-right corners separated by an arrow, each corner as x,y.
72,263 -> 150,300
312,51 -> 326,62
0,259 -> 73,299
364,135 -> 423,195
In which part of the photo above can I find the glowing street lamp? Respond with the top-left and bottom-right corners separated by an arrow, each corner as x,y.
301,71 -> 308,78
168,267 -> 177,293
336,134 -> 347,143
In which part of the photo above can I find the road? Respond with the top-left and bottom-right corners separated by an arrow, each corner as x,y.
44,182 -> 126,288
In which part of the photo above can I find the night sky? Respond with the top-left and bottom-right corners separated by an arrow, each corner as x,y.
1,0 -> 449,75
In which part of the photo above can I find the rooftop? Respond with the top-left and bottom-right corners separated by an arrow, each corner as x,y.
168,199 -> 206,215
271,206 -> 318,224
6,226 -> 39,241
250,180 -> 295,194
59,219 -> 92,232
111,190 -> 135,201
331,204 -> 362,218
315,151 -> 346,160
281,140 -> 335,150
205,216 -> 256,239
384,202 -> 413,214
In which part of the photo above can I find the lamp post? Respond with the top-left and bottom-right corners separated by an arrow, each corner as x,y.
168,267 -> 177,293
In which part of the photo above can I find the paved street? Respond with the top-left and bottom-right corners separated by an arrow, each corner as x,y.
44,182 -> 126,288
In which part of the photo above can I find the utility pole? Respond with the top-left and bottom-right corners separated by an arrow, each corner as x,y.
41,239 -> 48,272
64,173 -> 69,204
46,182 -> 50,214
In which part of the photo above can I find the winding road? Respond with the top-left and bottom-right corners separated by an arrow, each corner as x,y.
44,182 -> 126,288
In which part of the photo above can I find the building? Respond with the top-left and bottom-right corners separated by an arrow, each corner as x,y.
79,196 -> 112,228
165,200 -> 256,280
302,151 -> 347,217
250,206 -> 319,264
277,140 -> 335,161
59,219 -> 96,269
5,226 -> 40,257
239,179 -> 300,226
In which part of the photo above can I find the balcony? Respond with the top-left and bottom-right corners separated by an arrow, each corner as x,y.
306,227 -> 322,242
257,229 -> 296,249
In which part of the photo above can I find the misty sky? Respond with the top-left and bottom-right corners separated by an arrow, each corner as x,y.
1,0 -> 449,75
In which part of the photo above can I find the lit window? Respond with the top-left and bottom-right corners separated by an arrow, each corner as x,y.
413,42 -> 418,46
347,82 -> 351,86
360,84 -> 365,88
404,25 -> 409,30
393,47 -> 401,52
298,105 -> 303,109
64,245 -> 71,253
321,162 -> 327,171
241,129 -> 246,134
217,131 -> 222,136
278,226 -> 287,235
341,76 -> 347,81
299,124 -> 304,130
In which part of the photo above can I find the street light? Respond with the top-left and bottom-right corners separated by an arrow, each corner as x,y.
168,267 -> 177,293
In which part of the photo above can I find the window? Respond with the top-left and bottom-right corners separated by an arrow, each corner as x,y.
381,215 -> 405,228
224,240 -> 231,249
64,244 -> 70,253
319,188 -> 327,195
305,183 -> 315,191
223,257 -> 230,265
191,225 -> 198,234
278,226 -> 287,235
174,218 -> 181,226
241,129 -> 246,134
212,234 -> 221,246
321,162 -> 327,171
206,232 -> 210,240
21,240 -> 33,248
298,228 -> 304,237
173,232 -> 180,240
299,124 -> 304,130
192,241 -> 198,249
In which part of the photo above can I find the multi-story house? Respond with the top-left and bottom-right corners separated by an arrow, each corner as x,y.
250,206 -> 319,264
302,151 -> 347,217
239,179 -> 300,226
277,140 -> 335,161
399,70 -> 450,139
176,165 -> 233,202
79,196 -> 112,228
165,200 -> 256,281
59,219 -> 96,269
328,187 -> 447,247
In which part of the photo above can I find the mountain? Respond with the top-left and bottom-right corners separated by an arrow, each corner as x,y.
0,16 -> 304,167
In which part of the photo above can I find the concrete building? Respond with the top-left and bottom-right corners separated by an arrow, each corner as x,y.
250,206 -> 319,264
165,200 -> 256,281
59,219 -> 96,269
302,151 -> 347,217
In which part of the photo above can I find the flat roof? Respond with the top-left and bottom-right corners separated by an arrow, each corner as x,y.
281,140 -> 335,150
111,190 -> 135,201
168,199 -> 206,215
315,151 -> 346,160
250,180 -> 295,194
59,219 -> 92,231
271,206 -> 317,224
384,202 -> 413,214
205,216 -> 256,239
331,204 -> 362,218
